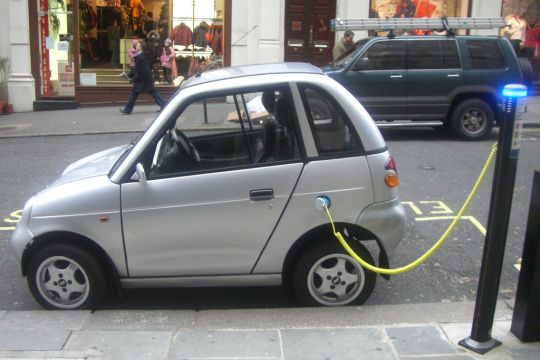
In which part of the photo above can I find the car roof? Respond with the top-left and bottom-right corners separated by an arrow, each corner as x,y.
181,62 -> 324,88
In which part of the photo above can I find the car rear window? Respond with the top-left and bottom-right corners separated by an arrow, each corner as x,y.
301,87 -> 362,155
466,40 -> 505,69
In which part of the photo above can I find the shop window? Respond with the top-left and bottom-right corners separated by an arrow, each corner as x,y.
37,0 -> 75,97
171,0 -> 224,79
78,0 -> 225,86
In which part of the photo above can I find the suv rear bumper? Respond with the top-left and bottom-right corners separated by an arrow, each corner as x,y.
356,198 -> 405,259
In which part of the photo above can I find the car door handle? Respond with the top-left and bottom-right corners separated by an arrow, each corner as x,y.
447,74 -> 460,78
250,188 -> 274,201
389,74 -> 403,79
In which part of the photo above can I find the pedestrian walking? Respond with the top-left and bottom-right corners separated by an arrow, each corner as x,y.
120,40 -> 167,114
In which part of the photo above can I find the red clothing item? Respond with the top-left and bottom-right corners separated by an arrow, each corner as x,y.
524,26 -> 540,49
171,23 -> 193,47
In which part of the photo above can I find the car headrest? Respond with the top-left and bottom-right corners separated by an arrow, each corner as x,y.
261,90 -> 275,114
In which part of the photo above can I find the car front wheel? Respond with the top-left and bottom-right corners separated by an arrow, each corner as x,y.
451,99 -> 494,140
27,244 -> 106,310
293,241 -> 376,306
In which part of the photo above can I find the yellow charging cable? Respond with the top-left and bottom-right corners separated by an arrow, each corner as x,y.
325,142 -> 498,275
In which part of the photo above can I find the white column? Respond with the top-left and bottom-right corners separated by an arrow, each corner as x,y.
470,0 -> 503,36
8,0 -> 36,112
231,0 -> 284,66
335,0 -> 370,41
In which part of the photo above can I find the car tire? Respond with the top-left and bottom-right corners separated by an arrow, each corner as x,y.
293,240 -> 376,306
451,99 -> 494,140
27,244 -> 106,310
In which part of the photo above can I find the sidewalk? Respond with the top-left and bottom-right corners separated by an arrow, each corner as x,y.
0,301 -> 538,360
0,96 -> 539,138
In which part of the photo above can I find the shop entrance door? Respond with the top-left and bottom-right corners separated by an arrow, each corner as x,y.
284,0 -> 336,67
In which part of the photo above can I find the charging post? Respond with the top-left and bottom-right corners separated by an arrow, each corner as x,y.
459,84 -> 528,354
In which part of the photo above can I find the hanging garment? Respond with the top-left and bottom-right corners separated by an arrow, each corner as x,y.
171,23 -> 193,47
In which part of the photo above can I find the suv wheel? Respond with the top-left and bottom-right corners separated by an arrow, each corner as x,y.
27,244 -> 106,310
293,241 -> 376,306
451,99 -> 494,140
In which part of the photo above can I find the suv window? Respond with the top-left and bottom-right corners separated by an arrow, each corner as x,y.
302,87 -> 361,154
466,40 -> 505,69
408,40 -> 461,69
149,89 -> 301,178
356,40 -> 406,70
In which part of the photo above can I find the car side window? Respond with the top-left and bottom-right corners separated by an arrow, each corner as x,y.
355,41 -> 406,71
302,87 -> 361,155
440,40 -> 461,68
148,89 -> 301,178
466,40 -> 505,69
408,40 -> 442,69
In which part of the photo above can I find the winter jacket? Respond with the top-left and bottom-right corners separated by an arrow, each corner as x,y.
160,47 -> 176,68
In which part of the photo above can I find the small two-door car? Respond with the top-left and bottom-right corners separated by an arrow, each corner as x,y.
10,63 -> 405,309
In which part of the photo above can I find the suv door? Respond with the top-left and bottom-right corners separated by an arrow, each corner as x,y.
341,40 -> 406,120
406,39 -> 462,121
120,89 -> 304,277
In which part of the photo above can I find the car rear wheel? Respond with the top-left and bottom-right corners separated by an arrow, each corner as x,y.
293,241 -> 376,306
27,244 -> 106,310
451,99 -> 494,140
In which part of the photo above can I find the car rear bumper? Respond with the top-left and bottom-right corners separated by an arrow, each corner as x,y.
356,198 -> 405,259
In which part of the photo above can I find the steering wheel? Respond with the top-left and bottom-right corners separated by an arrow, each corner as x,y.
171,128 -> 200,162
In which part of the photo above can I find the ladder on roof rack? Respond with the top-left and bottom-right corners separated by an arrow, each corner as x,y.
330,17 -> 507,33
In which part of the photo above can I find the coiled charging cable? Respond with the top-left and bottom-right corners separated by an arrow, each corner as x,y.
324,142 -> 498,275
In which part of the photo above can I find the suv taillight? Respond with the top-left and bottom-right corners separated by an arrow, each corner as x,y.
385,156 -> 399,188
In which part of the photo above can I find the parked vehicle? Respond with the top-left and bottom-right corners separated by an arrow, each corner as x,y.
323,35 -> 531,140
9,63 -> 405,310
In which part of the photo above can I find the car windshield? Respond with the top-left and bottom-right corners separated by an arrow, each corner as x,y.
333,38 -> 370,66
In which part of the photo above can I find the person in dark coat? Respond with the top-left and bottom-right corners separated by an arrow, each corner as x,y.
120,40 -> 167,114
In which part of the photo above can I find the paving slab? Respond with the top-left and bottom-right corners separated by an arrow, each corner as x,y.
81,310 -> 196,331
64,330 -> 171,360
281,327 -> 395,360
0,349 -> 102,359
507,346 -> 540,360
0,311 -> 89,331
0,330 -> 71,351
169,329 -> 281,359
386,325 -> 458,357
196,302 -> 509,330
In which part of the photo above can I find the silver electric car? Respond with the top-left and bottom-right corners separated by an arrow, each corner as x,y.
10,63 -> 405,310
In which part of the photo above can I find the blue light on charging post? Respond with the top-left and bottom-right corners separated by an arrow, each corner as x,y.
502,84 -> 528,98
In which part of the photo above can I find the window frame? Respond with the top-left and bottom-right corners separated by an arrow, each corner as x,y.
298,83 -> 365,159
137,84 -> 304,181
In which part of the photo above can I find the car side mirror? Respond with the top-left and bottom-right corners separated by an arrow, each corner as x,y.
352,57 -> 369,71
131,163 -> 148,186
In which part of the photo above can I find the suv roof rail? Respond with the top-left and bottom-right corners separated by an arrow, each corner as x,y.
330,17 -> 507,35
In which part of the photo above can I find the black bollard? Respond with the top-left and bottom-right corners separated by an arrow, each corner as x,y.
459,84 -> 528,354
511,171 -> 540,342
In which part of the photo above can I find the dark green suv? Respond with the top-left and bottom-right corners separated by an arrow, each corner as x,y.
323,35 -> 530,140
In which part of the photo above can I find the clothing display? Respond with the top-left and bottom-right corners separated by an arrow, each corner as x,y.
170,22 -> 193,47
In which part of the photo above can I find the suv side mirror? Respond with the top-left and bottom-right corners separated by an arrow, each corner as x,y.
352,57 -> 369,71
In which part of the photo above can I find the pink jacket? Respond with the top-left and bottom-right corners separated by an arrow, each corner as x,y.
160,47 -> 176,68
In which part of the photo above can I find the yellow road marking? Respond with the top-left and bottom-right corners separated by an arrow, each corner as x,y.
419,200 -> 454,214
415,215 -> 486,235
402,201 -> 423,215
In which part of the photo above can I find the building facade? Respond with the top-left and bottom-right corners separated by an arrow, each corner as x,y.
2,0 -> 538,112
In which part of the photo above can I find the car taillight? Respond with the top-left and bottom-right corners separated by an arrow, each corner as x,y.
385,156 -> 399,188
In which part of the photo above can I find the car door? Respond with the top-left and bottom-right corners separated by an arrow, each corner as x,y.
120,89 -> 304,277
406,39 -> 462,120
340,39 -> 407,120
